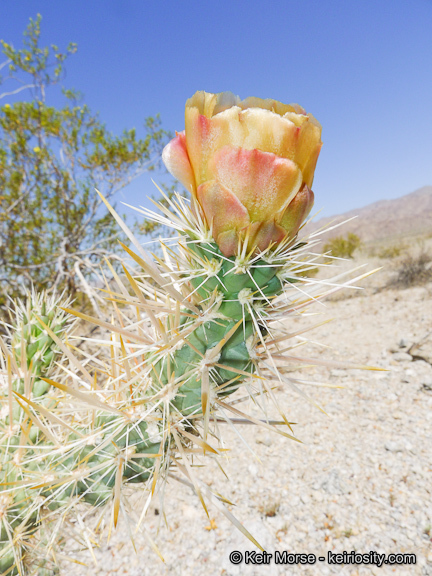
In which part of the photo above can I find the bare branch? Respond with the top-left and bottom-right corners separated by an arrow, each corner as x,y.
0,58 -> 11,72
0,83 -> 35,100
73,261 -> 102,316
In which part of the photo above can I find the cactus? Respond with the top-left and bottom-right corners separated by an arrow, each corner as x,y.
0,92 -> 380,574
0,291 -> 161,573
0,290 -> 75,574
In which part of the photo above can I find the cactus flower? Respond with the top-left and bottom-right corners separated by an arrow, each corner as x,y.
162,91 -> 322,256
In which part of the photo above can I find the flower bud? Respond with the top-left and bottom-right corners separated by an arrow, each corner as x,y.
162,91 -> 322,256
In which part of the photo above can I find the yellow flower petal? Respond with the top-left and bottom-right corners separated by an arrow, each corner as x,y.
185,105 -> 244,186
186,91 -> 242,118
239,108 -> 301,161
186,91 -> 219,118
296,115 -> 322,187
240,97 -> 304,117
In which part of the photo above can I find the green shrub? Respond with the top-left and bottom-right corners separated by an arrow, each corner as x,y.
323,233 -> 361,259
377,245 -> 405,259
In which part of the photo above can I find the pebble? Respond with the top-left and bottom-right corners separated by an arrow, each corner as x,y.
392,351 -> 413,362
399,338 -> 412,348
255,435 -> 272,447
410,335 -> 432,365
384,441 -> 404,452
330,369 -> 347,377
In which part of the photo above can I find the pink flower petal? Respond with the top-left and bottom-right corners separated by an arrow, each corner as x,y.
197,179 -> 250,247
210,146 -> 302,223
245,221 -> 287,252
162,131 -> 196,194
280,185 -> 315,236
216,229 -> 239,257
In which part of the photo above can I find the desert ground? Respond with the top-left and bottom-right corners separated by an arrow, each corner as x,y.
59,233 -> 432,576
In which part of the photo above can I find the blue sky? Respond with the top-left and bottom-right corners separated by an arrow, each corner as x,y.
1,0 -> 432,222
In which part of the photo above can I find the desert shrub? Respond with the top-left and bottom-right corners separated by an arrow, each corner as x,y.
0,16 -> 169,311
388,251 -> 432,288
377,244 -> 405,259
323,233 -> 362,259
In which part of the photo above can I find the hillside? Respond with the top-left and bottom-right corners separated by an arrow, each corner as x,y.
303,185 -> 432,245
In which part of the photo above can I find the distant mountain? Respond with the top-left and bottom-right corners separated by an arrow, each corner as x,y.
302,186 -> 432,245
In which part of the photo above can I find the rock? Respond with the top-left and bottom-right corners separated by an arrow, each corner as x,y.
256,435 -> 272,447
330,369 -> 346,377
314,469 -> 349,495
398,338 -> 413,349
392,352 -> 413,362
410,332 -> 432,365
384,440 -> 404,452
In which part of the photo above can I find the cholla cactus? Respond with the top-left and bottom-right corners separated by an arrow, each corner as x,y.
0,290 -> 76,574
0,92 -> 379,574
